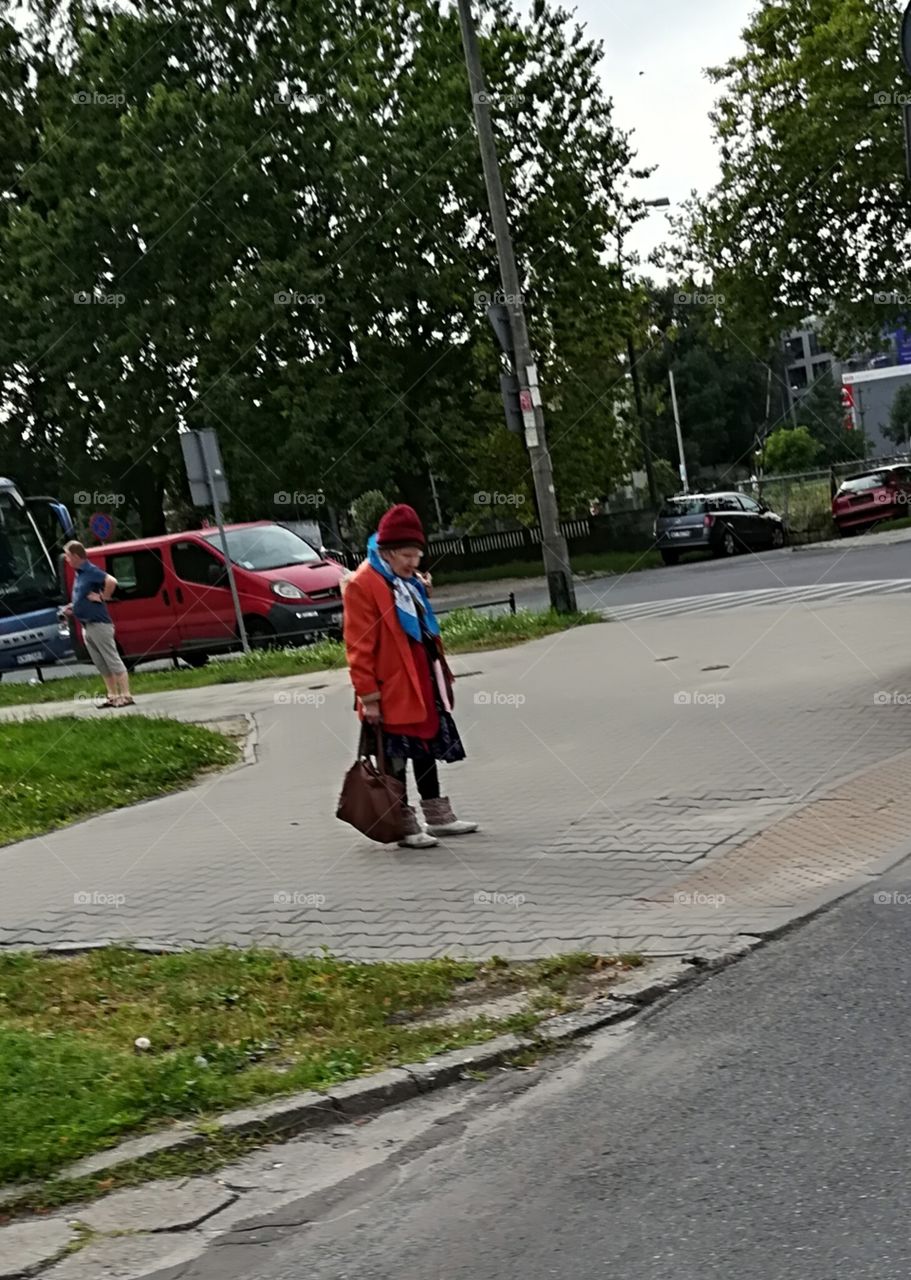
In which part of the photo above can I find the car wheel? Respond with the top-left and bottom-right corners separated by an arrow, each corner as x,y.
182,652 -> 210,669
660,551 -> 680,566
837,525 -> 855,537
771,525 -> 786,549
713,526 -> 737,558
244,617 -> 277,650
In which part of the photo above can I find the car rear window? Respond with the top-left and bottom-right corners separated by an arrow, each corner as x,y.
838,472 -> 888,494
659,499 -> 707,516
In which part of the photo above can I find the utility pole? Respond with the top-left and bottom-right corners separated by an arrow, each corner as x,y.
668,368 -> 688,494
619,198 -> 668,511
456,0 -> 576,613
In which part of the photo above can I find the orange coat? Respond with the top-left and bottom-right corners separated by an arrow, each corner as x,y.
343,561 -> 451,724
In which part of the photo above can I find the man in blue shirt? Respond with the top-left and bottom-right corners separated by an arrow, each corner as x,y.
63,541 -> 134,708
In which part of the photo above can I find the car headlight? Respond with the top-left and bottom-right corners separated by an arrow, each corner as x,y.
272,581 -> 306,600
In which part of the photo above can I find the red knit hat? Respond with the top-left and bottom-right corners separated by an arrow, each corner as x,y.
377,503 -> 425,549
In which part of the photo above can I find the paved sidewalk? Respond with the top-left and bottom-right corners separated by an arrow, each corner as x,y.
4,596 -> 911,958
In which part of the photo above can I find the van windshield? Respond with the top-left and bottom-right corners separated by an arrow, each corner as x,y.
659,498 -> 708,517
203,526 -> 321,571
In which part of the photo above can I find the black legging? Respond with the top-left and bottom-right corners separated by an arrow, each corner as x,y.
388,755 -> 440,803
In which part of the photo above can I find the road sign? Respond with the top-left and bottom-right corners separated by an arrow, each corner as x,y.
486,302 -> 515,357
178,429 -> 249,654
180,429 -> 230,508
499,372 -> 523,433
89,512 -> 113,542
902,1 -> 911,77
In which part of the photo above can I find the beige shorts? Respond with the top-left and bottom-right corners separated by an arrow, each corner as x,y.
83,622 -> 126,677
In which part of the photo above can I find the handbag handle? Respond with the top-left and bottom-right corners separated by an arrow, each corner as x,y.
358,722 -> 389,776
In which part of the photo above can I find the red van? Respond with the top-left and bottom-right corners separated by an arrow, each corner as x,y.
64,521 -> 346,669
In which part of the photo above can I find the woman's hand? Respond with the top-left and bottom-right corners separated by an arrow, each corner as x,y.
362,700 -> 382,724
417,570 -> 433,595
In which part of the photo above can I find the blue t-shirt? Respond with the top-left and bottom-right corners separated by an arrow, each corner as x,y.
72,560 -> 111,625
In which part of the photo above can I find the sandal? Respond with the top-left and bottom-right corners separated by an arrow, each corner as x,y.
97,698 -> 119,709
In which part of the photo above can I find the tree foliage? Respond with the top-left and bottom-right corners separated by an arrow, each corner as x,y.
762,425 -> 820,475
684,0 -> 907,355
0,0 -> 641,533
885,382 -> 911,448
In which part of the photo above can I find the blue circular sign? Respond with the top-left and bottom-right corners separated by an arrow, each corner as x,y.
89,512 -> 114,541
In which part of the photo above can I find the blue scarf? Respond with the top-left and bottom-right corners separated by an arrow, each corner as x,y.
367,534 -> 440,643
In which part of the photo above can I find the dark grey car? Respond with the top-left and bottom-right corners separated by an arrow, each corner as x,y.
655,492 -> 787,566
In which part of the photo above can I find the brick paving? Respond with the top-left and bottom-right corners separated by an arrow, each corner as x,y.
4,595 -> 911,958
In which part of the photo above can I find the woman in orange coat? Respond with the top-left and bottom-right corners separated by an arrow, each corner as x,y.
343,504 -> 478,849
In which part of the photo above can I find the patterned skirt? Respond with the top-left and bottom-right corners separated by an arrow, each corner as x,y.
364,706 -> 466,765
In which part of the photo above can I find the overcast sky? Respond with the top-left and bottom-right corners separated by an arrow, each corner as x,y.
569,0 -> 755,269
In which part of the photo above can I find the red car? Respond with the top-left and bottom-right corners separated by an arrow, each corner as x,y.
832,465 -> 911,536
63,521 -> 345,669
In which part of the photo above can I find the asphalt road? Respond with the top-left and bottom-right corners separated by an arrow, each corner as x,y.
189,862 -> 911,1280
504,532 -> 911,614
7,530 -> 911,684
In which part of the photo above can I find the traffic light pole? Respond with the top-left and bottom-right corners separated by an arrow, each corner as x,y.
456,0 -> 576,614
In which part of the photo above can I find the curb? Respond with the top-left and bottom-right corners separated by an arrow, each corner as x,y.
0,941 -> 761,1209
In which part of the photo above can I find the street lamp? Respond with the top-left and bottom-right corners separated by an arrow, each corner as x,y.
622,197 -> 671,510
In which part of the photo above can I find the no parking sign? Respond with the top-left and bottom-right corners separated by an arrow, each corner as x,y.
89,512 -> 114,542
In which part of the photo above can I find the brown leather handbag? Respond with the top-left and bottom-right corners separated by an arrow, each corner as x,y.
336,726 -> 405,844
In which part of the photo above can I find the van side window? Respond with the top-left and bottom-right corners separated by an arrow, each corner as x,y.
172,540 -> 224,585
106,550 -> 164,599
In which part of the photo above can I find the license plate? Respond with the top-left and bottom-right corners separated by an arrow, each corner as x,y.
16,650 -> 44,664
669,530 -> 690,538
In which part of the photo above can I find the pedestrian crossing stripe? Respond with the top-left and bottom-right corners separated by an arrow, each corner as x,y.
602,580 -> 911,623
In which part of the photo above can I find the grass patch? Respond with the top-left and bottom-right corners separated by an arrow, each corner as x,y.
0,717 -> 238,846
0,609 -> 601,707
439,607 -> 601,652
434,549 -> 661,586
0,947 -> 636,1188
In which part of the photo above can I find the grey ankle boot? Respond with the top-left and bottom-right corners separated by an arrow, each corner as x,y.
421,796 -> 479,836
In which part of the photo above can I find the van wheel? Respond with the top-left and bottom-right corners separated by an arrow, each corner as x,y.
244,618 -> 276,650
182,652 -> 210,669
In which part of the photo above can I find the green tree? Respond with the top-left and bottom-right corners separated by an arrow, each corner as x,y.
349,490 -> 390,549
885,382 -> 911,449
684,0 -> 906,353
0,0 -> 640,534
762,425 -> 820,475
796,370 -> 867,463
